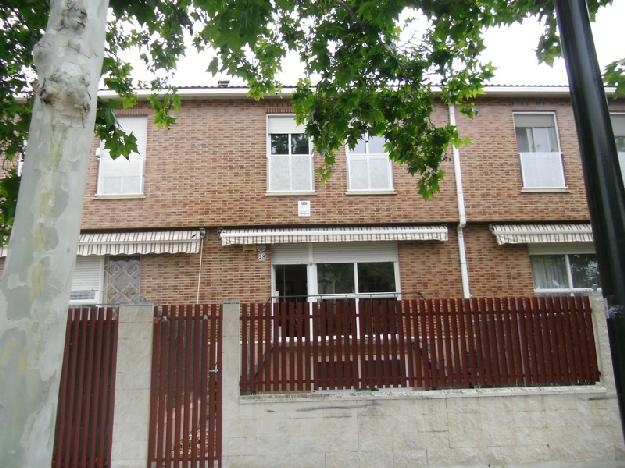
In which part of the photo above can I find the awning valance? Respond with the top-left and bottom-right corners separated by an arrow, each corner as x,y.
490,224 -> 593,245
220,225 -> 448,246
0,230 -> 203,257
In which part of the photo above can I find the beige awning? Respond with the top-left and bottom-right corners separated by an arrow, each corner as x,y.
220,225 -> 448,245
0,230 -> 203,257
490,224 -> 593,245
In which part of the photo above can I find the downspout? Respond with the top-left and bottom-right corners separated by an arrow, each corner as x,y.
196,228 -> 206,304
448,104 -> 471,298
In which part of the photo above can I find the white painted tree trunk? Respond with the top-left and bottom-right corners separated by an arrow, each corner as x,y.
0,1 -> 109,466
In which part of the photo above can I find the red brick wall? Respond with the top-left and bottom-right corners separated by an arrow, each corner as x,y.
141,231 -> 272,304
456,98 -> 625,223
81,99 -> 458,230
463,224 -> 534,297
398,227 -> 464,298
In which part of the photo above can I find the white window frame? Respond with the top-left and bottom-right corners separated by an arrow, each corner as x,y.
528,243 -> 598,295
266,114 -> 314,193
346,134 -> 394,192
69,256 -> 104,305
610,112 -> 625,188
271,243 -> 401,300
513,111 -> 566,189
96,116 -> 147,197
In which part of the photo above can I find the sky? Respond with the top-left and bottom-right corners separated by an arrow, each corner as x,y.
143,1 -> 625,88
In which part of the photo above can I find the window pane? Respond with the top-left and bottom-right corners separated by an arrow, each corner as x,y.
270,134 -> 289,154
531,127 -> 558,152
349,138 -> 366,154
290,134 -> 309,154
269,155 -> 290,190
519,152 -> 565,188
569,254 -> 600,289
369,156 -> 391,190
358,262 -> 396,293
291,155 -> 312,191
368,136 -> 386,153
515,128 -> 531,153
611,114 -> 625,137
318,263 -> 355,295
348,156 -> 368,190
531,255 -> 568,289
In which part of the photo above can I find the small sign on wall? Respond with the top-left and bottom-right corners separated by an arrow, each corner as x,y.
257,244 -> 267,261
298,200 -> 311,217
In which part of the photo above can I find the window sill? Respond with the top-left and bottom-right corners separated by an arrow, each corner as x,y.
93,194 -> 146,200
265,191 -> 316,197
345,190 -> 397,196
521,187 -> 569,193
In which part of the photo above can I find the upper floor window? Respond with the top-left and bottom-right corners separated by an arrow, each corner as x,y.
97,116 -> 147,196
513,113 -> 565,189
610,113 -> 625,187
346,135 -> 393,192
530,251 -> 600,295
267,115 -> 313,193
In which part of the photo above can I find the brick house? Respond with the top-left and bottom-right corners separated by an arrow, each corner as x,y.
4,85 -> 624,306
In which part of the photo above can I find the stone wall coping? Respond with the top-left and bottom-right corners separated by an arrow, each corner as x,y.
239,384 -> 608,404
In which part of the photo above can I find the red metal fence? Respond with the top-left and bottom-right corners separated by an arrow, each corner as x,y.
148,304 -> 222,468
52,306 -> 119,468
240,296 -> 600,393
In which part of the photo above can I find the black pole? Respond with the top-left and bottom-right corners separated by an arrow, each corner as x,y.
555,0 -> 625,439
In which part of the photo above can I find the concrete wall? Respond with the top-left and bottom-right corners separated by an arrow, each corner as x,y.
106,296 -> 625,467
221,294 -> 625,468
110,305 -> 154,468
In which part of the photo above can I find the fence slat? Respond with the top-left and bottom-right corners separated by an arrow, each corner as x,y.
573,296 -> 590,381
493,298 -> 507,386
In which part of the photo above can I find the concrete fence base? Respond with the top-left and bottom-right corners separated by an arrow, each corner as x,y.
106,296 -> 625,468
221,294 -> 625,468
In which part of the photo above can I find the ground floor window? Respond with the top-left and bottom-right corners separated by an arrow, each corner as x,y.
272,242 -> 400,300
529,245 -> 599,295
70,257 -> 104,304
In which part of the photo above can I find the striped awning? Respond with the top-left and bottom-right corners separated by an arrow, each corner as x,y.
220,225 -> 448,245
490,224 -> 593,245
0,230 -> 203,257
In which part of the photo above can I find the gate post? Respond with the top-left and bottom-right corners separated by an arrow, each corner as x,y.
590,292 -> 615,390
109,304 -> 154,468
221,299 -> 241,467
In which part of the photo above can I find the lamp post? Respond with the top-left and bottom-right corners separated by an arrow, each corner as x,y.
555,0 -> 625,438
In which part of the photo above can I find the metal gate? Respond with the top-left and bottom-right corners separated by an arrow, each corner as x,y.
53,306 -> 119,468
148,305 -> 222,467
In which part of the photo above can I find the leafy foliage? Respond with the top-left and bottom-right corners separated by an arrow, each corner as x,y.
0,0 -> 621,213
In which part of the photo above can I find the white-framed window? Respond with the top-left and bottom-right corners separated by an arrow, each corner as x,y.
70,256 -> 104,305
610,113 -> 625,187
529,244 -> 600,295
513,112 -> 565,189
346,134 -> 393,191
97,116 -> 147,196
271,242 -> 400,300
267,115 -> 314,192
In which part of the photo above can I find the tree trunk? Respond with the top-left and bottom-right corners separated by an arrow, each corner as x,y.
0,1 -> 109,466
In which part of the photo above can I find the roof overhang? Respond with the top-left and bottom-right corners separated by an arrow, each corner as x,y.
0,230 -> 204,257
490,223 -> 593,245
94,85 -> 618,101
219,225 -> 448,246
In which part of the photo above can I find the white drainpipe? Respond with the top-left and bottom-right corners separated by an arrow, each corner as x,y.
448,103 -> 471,298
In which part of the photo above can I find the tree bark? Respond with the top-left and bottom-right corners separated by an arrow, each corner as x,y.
0,1 -> 109,466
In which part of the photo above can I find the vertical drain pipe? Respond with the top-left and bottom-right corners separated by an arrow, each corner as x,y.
195,228 -> 206,304
449,104 -> 471,298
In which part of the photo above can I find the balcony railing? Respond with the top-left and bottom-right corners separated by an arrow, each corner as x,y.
519,152 -> 566,188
